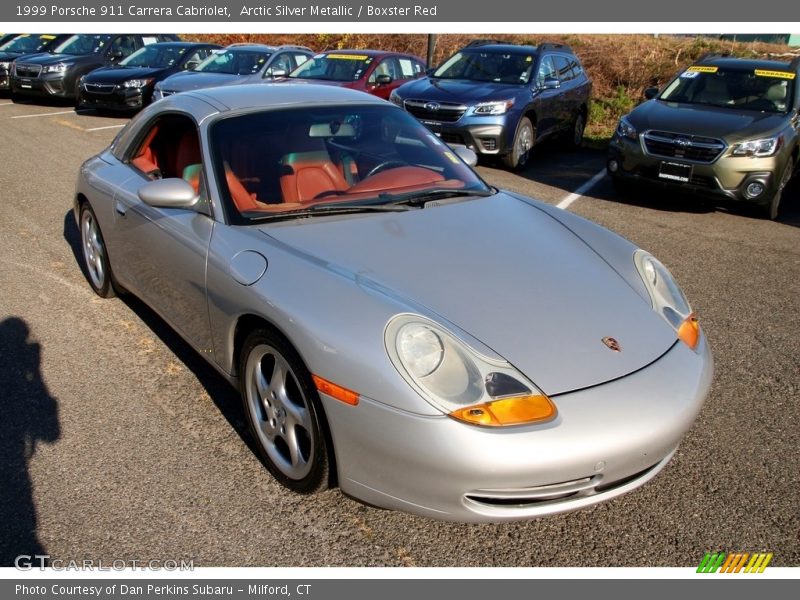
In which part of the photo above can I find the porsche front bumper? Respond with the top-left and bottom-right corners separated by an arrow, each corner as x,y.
320,334 -> 713,522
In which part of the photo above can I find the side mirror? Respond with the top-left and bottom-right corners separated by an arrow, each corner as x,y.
375,73 -> 393,85
644,86 -> 659,100
138,178 -> 198,209
450,144 -> 478,167
268,68 -> 287,78
542,78 -> 560,90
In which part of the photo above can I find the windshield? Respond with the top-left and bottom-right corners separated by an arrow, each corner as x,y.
433,50 -> 535,84
289,53 -> 372,81
120,44 -> 187,68
0,34 -> 59,54
660,66 -> 795,113
53,34 -> 111,56
210,105 -> 490,222
195,49 -> 270,75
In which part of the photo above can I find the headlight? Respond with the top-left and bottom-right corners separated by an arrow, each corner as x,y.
0,61 -> 10,70
730,136 -> 782,158
386,315 -> 556,427
389,90 -> 403,106
473,100 -> 514,115
616,116 -> 638,140
43,63 -> 67,74
634,250 -> 700,350
122,78 -> 153,88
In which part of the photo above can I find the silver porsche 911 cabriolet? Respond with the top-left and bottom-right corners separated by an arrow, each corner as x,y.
75,84 -> 712,522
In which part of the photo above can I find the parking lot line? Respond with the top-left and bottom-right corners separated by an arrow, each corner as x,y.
556,168 -> 607,210
85,123 -> 127,132
10,109 -> 77,119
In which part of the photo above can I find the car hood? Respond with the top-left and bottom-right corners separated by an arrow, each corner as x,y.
20,53 -> 94,66
85,66 -> 168,83
397,77 -> 525,103
158,71 -> 243,91
260,193 -> 677,396
0,50 -> 30,60
628,99 -> 788,142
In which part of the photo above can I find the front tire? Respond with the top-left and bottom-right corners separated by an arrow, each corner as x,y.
759,160 -> 793,220
502,117 -> 534,171
240,329 -> 331,494
79,203 -> 116,298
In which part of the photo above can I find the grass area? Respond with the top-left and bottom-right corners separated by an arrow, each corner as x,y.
187,33 -> 797,144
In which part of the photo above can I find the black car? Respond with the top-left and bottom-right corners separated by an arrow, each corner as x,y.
0,34 -> 71,91
78,42 -> 220,112
391,41 -> 592,170
10,34 -> 179,101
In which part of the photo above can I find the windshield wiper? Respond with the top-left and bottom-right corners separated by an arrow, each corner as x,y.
382,188 -> 494,207
252,203 -> 413,222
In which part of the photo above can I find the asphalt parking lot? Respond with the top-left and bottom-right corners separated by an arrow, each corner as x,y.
0,97 -> 798,568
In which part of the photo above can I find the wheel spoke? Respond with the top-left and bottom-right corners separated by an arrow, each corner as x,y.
283,397 -> 309,431
284,426 -> 307,469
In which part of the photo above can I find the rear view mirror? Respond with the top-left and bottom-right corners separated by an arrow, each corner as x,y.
138,178 -> 198,209
450,144 -> 478,167
268,69 -> 287,78
184,61 -> 199,70
644,86 -> 659,100
375,74 -> 393,85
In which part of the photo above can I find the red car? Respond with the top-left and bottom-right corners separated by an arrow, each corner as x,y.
283,49 -> 426,99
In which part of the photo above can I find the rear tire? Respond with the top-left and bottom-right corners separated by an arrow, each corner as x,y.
79,203 -> 116,298
564,111 -> 586,149
502,117 -> 534,171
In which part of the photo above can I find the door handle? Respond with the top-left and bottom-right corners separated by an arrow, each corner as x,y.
115,200 -> 127,216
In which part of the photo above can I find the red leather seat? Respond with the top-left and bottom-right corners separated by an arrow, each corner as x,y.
226,167 -> 261,212
131,126 -> 160,175
280,151 -> 350,203
174,130 -> 202,192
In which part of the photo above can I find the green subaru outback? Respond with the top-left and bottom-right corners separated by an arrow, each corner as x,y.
608,55 -> 799,219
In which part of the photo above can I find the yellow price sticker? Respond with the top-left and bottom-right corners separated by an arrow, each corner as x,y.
687,66 -> 718,73
754,69 -> 796,80
41,35 -> 56,39
326,54 -> 368,61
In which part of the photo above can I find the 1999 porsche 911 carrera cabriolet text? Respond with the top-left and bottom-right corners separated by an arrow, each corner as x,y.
75,84 -> 712,522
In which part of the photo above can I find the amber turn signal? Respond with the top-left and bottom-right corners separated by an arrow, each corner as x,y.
450,395 -> 556,427
312,374 -> 359,406
678,314 -> 700,350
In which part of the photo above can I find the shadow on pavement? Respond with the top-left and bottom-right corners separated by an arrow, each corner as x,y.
0,317 -> 60,567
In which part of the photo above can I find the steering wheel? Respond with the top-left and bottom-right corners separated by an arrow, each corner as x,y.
742,98 -> 778,112
365,160 -> 409,179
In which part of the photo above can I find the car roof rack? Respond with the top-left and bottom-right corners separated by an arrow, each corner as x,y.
276,44 -> 313,52
696,52 -> 731,63
465,39 -> 509,48
538,42 -> 573,53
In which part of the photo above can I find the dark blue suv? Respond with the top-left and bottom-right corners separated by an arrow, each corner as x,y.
391,41 -> 592,170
